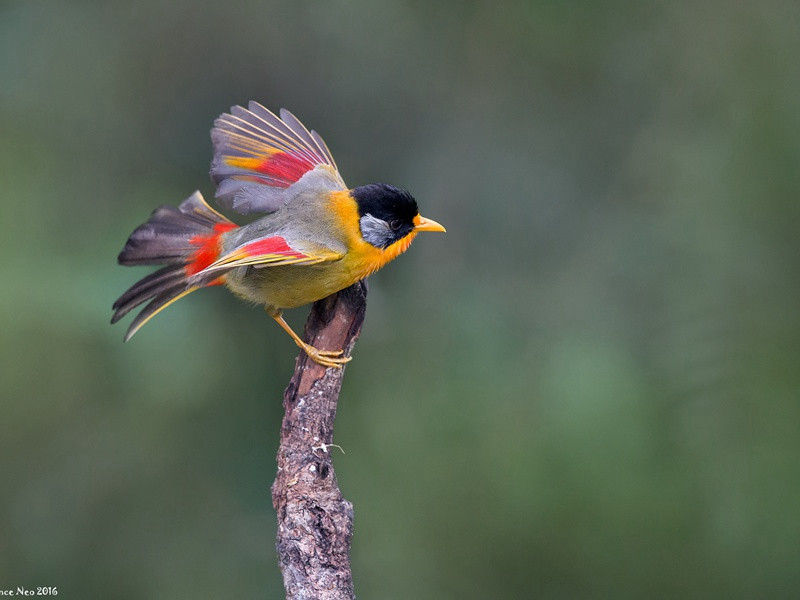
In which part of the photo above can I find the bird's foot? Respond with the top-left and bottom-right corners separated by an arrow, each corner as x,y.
301,343 -> 352,368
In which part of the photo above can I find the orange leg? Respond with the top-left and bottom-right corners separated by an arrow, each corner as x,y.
270,310 -> 351,368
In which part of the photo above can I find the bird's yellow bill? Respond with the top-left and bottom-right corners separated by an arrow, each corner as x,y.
414,215 -> 446,232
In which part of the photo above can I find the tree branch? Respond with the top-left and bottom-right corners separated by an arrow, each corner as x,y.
271,281 -> 367,600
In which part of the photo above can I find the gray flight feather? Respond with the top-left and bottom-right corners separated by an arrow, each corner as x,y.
111,265 -> 186,323
113,191 -> 234,339
209,102 -> 346,216
117,192 -> 231,265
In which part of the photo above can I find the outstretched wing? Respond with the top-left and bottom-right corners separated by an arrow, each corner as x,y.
210,102 -> 346,215
194,234 -> 343,278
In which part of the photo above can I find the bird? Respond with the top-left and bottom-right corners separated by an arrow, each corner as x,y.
111,102 -> 445,367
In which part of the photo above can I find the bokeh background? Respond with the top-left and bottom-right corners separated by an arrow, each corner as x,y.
2,1 -> 799,598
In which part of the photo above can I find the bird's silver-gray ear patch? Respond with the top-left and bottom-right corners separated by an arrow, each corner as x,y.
359,214 -> 394,249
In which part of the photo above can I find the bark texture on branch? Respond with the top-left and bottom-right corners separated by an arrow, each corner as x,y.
272,281 -> 367,600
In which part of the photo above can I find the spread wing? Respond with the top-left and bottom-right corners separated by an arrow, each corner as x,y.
210,102 -> 346,215
194,234 -> 343,278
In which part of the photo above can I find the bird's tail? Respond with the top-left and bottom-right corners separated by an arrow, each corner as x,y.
112,191 -> 236,341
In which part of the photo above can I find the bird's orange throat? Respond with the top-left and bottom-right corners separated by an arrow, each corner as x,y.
351,227 -> 419,281
375,231 -> 417,270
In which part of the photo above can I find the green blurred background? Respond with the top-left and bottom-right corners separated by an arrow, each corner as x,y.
2,0 -> 799,598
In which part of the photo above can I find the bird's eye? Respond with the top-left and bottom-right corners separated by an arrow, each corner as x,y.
389,219 -> 402,231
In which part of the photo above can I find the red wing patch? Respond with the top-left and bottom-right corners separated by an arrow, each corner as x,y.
226,152 -> 316,189
239,235 -> 309,259
185,222 -> 237,276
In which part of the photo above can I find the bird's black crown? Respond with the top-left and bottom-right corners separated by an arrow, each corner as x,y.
352,183 -> 418,222
352,184 -> 419,248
